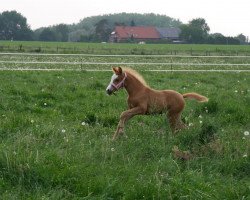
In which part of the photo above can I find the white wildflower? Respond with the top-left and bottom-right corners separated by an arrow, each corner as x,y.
31,119 -> 34,123
81,121 -> 87,126
235,90 -> 238,93
243,154 -> 247,158
188,123 -> 194,127
198,115 -> 203,119
44,103 -> 47,106
199,120 -> 203,124
61,129 -> 66,133
244,131 -> 249,136
111,148 -> 115,152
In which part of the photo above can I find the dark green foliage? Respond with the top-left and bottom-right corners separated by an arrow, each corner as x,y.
199,122 -> 218,144
101,116 -> 117,127
85,113 -> 98,125
180,18 -> 210,44
0,10 -> 33,41
39,28 -> 57,41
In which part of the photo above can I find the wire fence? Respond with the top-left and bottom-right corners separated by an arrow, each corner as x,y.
1,52 -> 250,58
1,52 -> 250,72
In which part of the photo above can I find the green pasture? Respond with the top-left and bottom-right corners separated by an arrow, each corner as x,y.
1,40 -> 250,55
0,70 -> 249,199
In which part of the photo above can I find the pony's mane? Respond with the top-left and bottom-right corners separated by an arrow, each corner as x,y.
123,68 -> 148,87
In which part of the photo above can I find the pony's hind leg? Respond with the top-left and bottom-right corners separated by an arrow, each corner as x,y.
167,111 -> 186,133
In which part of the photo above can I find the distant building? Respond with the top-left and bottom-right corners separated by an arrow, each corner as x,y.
110,26 -> 160,42
110,26 -> 181,43
156,27 -> 181,41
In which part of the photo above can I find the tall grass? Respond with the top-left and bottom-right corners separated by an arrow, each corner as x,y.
0,71 -> 249,199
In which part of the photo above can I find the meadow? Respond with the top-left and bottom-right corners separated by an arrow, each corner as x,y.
1,40 -> 250,55
0,43 -> 249,199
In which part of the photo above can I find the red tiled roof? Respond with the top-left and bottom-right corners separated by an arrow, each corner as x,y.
115,26 -> 161,39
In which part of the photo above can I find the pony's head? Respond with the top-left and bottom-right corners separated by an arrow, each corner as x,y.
106,67 -> 127,95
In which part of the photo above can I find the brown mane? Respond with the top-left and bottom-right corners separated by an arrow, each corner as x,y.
123,68 -> 148,87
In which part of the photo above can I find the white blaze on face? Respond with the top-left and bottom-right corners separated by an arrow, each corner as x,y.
106,74 -> 118,91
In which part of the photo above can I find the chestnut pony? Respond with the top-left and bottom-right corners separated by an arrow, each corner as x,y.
106,67 -> 208,140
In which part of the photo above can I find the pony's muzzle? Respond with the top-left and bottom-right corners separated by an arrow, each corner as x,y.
106,88 -> 113,95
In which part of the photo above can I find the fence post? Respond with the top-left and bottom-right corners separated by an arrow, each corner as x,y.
171,56 -> 173,71
19,44 -> 23,51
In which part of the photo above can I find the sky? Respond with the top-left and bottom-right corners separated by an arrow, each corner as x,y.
1,0 -> 250,38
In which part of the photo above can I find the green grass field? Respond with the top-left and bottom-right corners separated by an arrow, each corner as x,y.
0,42 -> 250,199
0,69 -> 249,199
1,40 -> 250,55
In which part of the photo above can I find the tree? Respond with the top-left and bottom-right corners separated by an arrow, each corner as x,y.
180,18 -> 210,43
55,24 -> 69,42
236,34 -> 247,44
207,33 -> 226,44
130,20 -> 135,26
206,33 -> 240,45
0,10 -> 33,40
114,22 -> 126,26
190,18 -> 210,34
39,28 -> 56,41
95,19 -> 111,42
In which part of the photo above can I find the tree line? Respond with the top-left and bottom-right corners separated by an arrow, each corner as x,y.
0,10 -> 248,45
180,18 -> 247,45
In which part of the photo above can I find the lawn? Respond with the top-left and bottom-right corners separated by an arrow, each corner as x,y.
0,70 -> 249,199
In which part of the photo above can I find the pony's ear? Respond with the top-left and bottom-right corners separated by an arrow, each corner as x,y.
112,67 -> 118,74
117,67 -> 123,75
112,67 -> 123,75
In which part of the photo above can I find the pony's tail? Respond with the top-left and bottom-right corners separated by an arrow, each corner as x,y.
183,93 -> 209,102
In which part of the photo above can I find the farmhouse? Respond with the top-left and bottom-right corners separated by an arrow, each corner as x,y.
110,26 -> 181,43
156,27 -> 181,41
110,26 -> 160,42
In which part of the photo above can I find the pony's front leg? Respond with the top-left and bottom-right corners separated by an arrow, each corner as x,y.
113,106 -> 146,140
